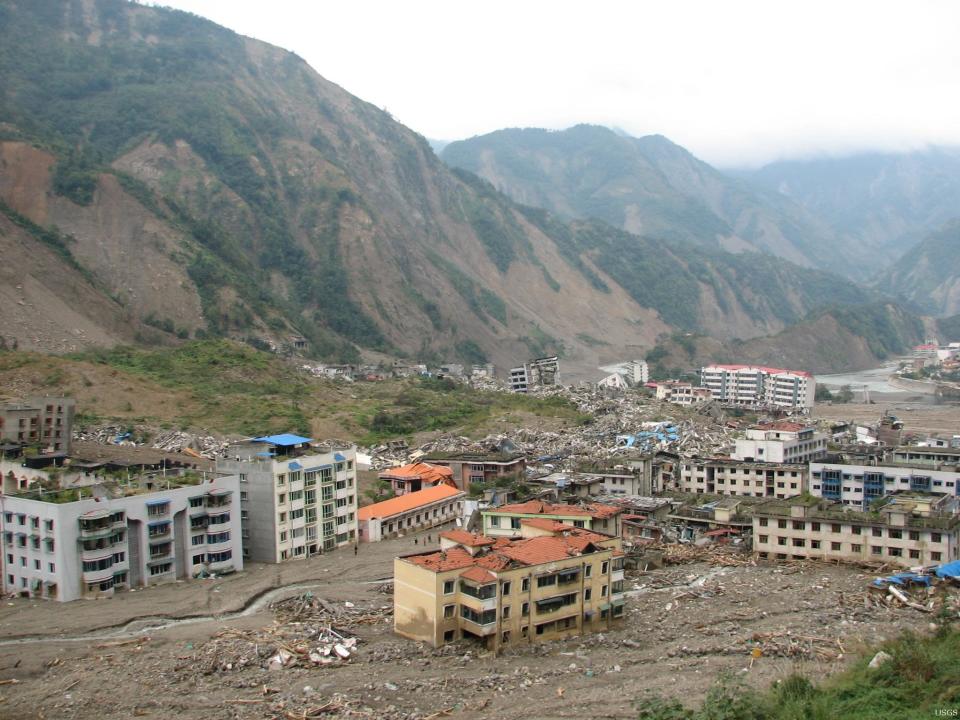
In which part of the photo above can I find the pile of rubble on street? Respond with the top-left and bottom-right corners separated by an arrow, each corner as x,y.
195,593 -> 392,674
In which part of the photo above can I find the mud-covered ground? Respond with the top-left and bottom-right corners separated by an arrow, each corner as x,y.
0,533 -> 938,720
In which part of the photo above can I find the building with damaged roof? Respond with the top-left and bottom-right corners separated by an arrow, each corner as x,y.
394,522 -> 624,649
480,500 -> 622,538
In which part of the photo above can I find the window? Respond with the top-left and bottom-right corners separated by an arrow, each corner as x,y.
584,588 -> 592,601
601,584 -> 608,597
811,522 -> 820,531
278,512 -> 287,524
909,531 -> 920,541
888,547 -> 902,557
502,581 -> 511,595
444,604 -> 455,619
932,533 -> 942,543
852,544 -> 862,553
279,531 -> 288,542
871,546 -> 882,555
872,528 -> 882,537
510,517 -> 521,529
851,526 -> 861,535
777,519 -> 787,529
811,540 -> 820,549
932,552 -> 942,561
521,578 -> 529,592
443,579 -> 455,594
189,496 -> 204,508
831,542 -> 841,551
502,606 -> 511,619
601,561 -> 609,574
488,515 -> 500,527
443,630 -> 455,643
759,518 -> 768,527
522,601 -> 529,616
48,562 -> 55,573
192,535 -> 205,546
276,474 -> 286,486
537,574 -> 557,588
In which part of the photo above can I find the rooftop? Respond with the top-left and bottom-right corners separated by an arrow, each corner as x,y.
421,451 -> 525,462
252,433 -> 313,447
378,462 -> 454,484
752,497 -> 960,530
439,530 -> 495,547
359,483 -> 464,521
405,525 -> 614,576
484,500 -> 620,518
703,364 -> 813,378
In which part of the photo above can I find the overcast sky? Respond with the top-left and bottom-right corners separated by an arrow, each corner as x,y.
154,0 -> 960,167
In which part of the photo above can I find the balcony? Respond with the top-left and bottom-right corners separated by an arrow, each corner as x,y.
459,617 -> 496,636
612,569 -> 625,583
205,490 -> 232,509
459,593 -> 497,612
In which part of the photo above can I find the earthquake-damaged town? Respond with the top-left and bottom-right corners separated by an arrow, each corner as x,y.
2,343 -> 960,719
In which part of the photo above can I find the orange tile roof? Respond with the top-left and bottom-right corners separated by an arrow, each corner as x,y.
407,546 -> 477,572
440,530 -> 496,547
520,517 -> 569,532
459,566 -> 496,583
378,462 -> 454,484
359,483 -> 463,521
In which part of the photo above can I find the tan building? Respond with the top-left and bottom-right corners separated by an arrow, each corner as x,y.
678,457 -> 806,497
0,397 -> 75,455
481,500 -> 622,538
394,522 -> 624,649
752,494 -> 960,567
655,381 -> 712,406
420,452 -> 526,492
358,483 -> 465,542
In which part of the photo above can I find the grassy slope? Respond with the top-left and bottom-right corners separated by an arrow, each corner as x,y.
639,628 -> 960,720
0,340 -> 586,442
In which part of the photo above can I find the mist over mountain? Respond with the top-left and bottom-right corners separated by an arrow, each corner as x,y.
878,219 -> 960,317
441,125 -> 859,275
733,147 -> 960,278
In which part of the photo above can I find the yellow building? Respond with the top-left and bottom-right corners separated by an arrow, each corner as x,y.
394,521 -> 624,649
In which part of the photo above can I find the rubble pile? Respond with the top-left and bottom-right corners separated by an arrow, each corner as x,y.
362,384 -> 742,471
196,593 -> 392,674
72,425 -> 230,459
660,544 -> 755,567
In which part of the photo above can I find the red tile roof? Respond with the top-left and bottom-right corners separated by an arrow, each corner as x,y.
440,530 -> 496,547
404,528 -> 614,575
459,566 -> 496,583
704,364 -> 812,378
359,483 -> 463,521
378,462 -> 454,484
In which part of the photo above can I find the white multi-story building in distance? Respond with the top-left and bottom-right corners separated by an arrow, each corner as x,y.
733,422 -> 828,464
217,434 -> 358,562
0,472 -> 242,602
700,364 -> 815,410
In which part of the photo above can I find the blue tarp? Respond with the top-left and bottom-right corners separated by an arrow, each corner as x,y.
871,572 -> 932,588
288,461 -> 302,470
334,453 -> 346,462
934,560 -> 960,579
253,434 -> 312,446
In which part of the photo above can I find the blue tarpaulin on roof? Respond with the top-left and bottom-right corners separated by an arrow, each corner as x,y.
934,560 -> 960,578
288,461 -> 302,470
253,434 -> 312,446
334,453 -> 346,462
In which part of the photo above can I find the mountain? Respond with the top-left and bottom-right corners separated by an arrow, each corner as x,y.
878,220 -> 960,316
0,0 -> 876,373
440,125 -> 852,273
646,302 -> 927,376
733,148 -> 960,278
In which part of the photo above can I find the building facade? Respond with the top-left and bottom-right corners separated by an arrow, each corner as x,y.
654,381 -> 712,406
700,365 -> 815,410
733,422 -> 827,464
379,462 -> 455,496
752,494 -> 960,567
810,461 -> 960,508
0,473 -> 242,602
508,356 -> 561,393
358,484 -> 466,542
217,434 -> 358,562
394,523 -> 624,649
678,457 -> 806,497
481,501 -> 622,538
420,453 -> 526,491
0,397 -> 75,454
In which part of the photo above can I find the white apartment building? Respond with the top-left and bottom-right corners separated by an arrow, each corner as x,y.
752,494 -> 960,567
0,472 -> 242,602
810,461 -> 960,509
217,434 -> 358,562
733,422 -> 827,464
700,365 -> 815,410
678,457 -> 806,498
655,381 -> 712,406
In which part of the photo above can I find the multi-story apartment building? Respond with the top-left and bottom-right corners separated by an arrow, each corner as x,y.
481,500 -> 622,538
217,434 -> 358,562
752,494 -> 960,567
732,422 -> 827,464
654,381 -> 712,406
0,396 -> 75,454
0,472 -> 242,602
700,365 -> 815,410
890,446 -> 960,469
678,457 -> 806,498
810,461 -> 960,508
508,356 -> 561,393
358,484 -> 466,542
420,452 -> 526,491
394,522 -> 624,649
